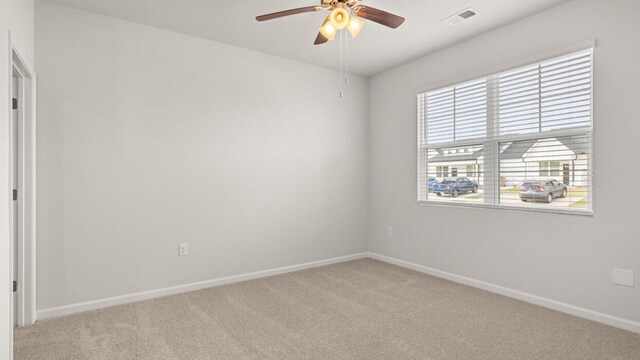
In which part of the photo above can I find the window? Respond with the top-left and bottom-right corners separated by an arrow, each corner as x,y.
436,166 -> 449,178
418,49 -> 593,213
539,161 -> 549,177
539,161 -> 560,177
466,164 -> 481,177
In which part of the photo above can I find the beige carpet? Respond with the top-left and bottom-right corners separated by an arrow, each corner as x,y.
14,259 -> 640,359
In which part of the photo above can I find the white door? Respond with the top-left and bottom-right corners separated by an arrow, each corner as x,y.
12,73 -> 20,327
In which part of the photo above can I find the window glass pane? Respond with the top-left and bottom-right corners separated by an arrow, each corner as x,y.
426,79 -> 487,144
426,145 -> 484,204
550,161 -> 560,176
540,52 -> 592,132
498,51 -> 592,136
539,161 -> 549,177
455,79 -> 487,141
498,64 -> 540,136
499,135 -> 591,211
426,87 -> 454,144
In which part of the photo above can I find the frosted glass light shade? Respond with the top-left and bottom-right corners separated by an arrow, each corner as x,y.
329,8 -> 350,30
319,21 -> 337,41
347,17 -> 364,37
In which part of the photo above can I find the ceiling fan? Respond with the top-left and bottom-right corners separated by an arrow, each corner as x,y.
256,0 -> 405,45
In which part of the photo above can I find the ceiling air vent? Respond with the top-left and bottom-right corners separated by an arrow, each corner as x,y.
443,8 -> 478,25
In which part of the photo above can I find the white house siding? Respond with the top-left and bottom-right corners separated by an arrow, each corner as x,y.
427,159 -> 484,186
500,139 -> 589,187
428,139 -> 589,188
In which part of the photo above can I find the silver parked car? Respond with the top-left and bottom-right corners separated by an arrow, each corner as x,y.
519,180 -> 567,203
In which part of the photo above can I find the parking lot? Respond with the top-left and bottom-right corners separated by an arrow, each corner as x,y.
500,193 -> 585,208
427,188 -> 587,209
427,190 -> 484,204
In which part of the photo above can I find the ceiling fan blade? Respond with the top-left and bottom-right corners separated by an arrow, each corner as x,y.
256,6 -> 323,22
314,32 -> 329,45
353,6 -> 405,29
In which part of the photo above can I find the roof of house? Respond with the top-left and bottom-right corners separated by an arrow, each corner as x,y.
429,148 -> 484,162
557,135 -> 590,155
428,135 -> 589,164
500,140 -> 538,160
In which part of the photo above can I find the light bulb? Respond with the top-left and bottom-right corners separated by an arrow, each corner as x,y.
329,8 -> 350,30
319,21 -> 336,41
347,17 -> 364,38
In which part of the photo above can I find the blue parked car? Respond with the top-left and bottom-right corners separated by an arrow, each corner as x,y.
433,177 -> 478,197
428,177 -> 438,192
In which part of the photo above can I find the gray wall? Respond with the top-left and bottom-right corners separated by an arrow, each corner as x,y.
9,0 -> 35,67
368,0 -> 640,323
35,1 -> 368,310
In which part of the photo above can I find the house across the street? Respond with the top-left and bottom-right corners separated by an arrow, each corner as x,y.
428,135 -> 589,188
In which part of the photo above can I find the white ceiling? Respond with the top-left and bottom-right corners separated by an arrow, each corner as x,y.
41,0 -> 569,76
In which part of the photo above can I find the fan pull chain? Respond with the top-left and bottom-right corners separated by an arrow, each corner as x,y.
339,31 -> 344,98
338,31 -> 350,98
345,32 -> 349,86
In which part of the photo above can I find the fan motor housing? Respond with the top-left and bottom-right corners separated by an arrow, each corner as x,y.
322,0 -> 358,8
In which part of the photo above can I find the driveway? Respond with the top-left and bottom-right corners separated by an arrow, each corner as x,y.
427,191 -> 585,208
427,191 -> 484,203
500,193 -> 584,208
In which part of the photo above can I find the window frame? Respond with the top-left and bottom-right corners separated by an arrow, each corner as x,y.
417,45 -> 595,216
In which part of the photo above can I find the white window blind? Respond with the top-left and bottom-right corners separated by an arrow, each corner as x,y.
498,51 -> 592,135
418,49 -> 593,214
426,79 -> 487,144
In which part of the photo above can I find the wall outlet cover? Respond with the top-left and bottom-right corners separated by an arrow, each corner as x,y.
612,268 -> 634,287
179,243 -> 189,257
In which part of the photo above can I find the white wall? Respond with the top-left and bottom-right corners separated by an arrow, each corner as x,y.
9,0 -> 35,67
30,0 -> 640,334
2,0 -> 34,356
35,1 -> 368,311
368,0 -> 640,325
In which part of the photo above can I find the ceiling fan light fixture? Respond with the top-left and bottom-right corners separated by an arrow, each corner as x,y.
319,21 -> 337,41
329,7 -> 350,30
255,1 -> 406,45
347,16 -> 364,37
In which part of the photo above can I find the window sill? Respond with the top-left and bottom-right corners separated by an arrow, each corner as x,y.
417,201 -> 594,217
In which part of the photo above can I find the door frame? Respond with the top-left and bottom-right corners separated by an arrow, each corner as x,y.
9,40 -> 36,328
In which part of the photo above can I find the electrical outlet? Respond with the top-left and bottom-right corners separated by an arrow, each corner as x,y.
612,268 -> 634,287
386,226 -> 393,237
179,243 -> 188,257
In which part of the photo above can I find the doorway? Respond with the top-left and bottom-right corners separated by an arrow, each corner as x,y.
10,46 -> 36,328
563,164 -> 570,185
12,72 -> 19,327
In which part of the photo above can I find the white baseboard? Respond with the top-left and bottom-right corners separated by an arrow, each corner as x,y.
37,252 -> 369,320
37,251 -> 640,335
369,252 -> 640,334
